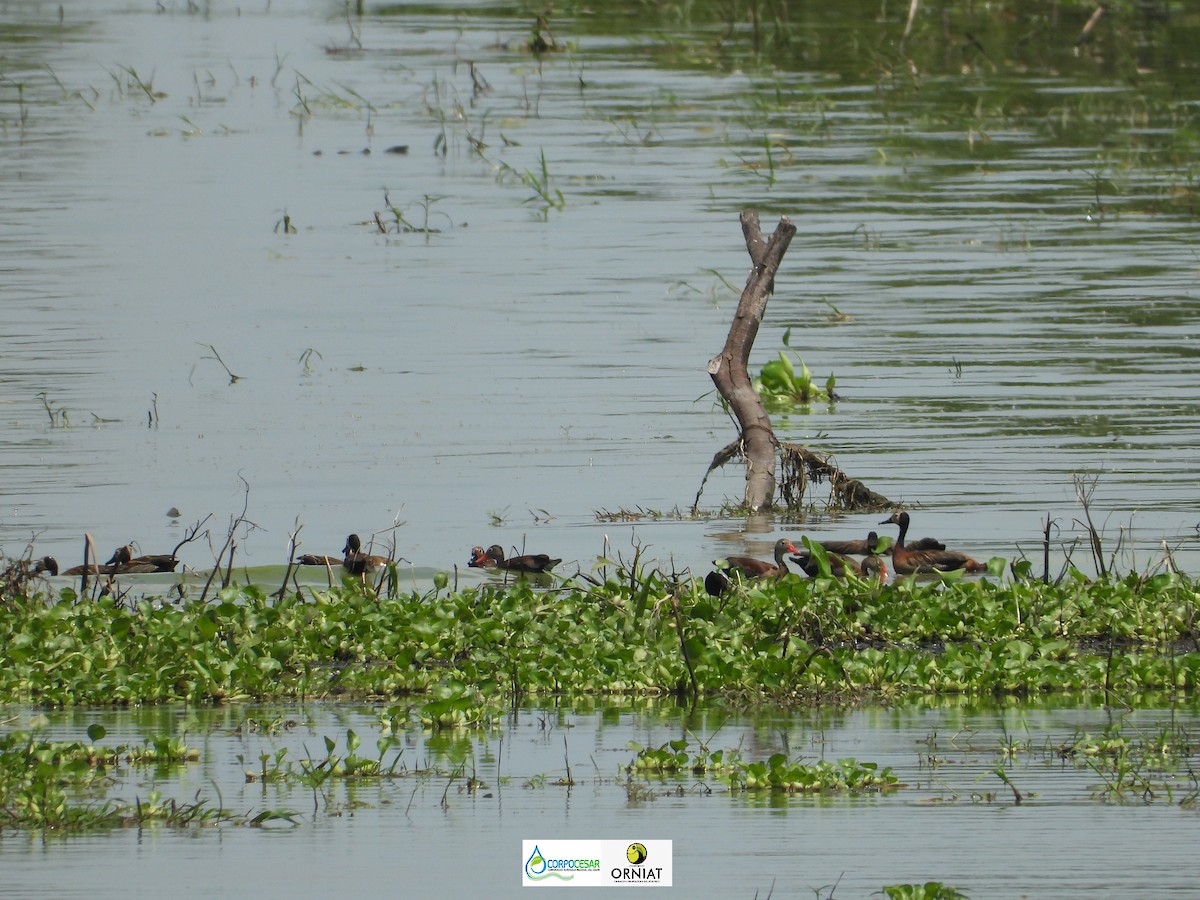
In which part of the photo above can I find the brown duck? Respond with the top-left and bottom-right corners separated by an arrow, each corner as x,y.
816,530 -> 944,556
34,556 -> 59,576
704,537 -> 798,596
59,560 -> 105,577
341,533 -> 390,575
296,535 -> 389,574
880,511 -> 985,575
294,553 -> 343,567
57,545 -> 176,576
469,544 -> 561,574
11,556 -> 60,577
106,544 -> 179,574
790,541 -> 890,582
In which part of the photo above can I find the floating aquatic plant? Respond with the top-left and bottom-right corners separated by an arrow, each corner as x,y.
882,884 -> 970,900
754,329 -> 836,408
0,728 -> 296,832
2,552 -> 1200,706
627,739 -> 898,793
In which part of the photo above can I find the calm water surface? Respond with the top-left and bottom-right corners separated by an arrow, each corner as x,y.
2,0 -> 1198,582
4,0 -> 1200,895
1,700 -> 1199,898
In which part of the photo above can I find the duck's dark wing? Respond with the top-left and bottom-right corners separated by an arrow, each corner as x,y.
908,537 -> 947,552
129,554 -> 178,572
817,538 -> 871,556
719,555 -> 775,578
501,554 -> 560,573
296,554 -> 342,566
894,549 -> 984,574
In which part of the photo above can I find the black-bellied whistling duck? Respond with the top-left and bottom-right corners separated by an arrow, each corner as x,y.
816,531 -> 944,556
469,544 -> 561,574
860,554 -> 889,581
704,537 -> 798,596
880,511 -> 985,575
342,533 -> 390,575
816,531 -> 885,557
790,547 -> 859,578
790,544 -> 890,582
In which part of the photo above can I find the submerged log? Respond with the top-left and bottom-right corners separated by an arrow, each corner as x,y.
705,211 -> 796,511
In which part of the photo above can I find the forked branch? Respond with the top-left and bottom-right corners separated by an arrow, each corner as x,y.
704,210 -> 796,511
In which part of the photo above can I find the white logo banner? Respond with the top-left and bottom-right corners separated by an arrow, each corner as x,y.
522,839 -> 673,887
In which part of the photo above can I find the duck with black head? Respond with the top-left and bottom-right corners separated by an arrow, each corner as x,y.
342,533 -> 391,575
31,556 -> 59,577
3,556 -> 60,581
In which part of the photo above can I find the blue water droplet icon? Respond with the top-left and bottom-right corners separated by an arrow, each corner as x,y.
526,844 -> 547,876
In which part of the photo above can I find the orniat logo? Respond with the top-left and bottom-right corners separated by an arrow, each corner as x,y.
612,842 -> 663,884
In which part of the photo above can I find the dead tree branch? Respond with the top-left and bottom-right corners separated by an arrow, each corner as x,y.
778,444 -> 892,510
705,210 -> 796,511
199,477 -> 260,602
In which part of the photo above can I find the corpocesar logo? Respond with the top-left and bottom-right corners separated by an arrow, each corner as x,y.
524,843 -> 601,882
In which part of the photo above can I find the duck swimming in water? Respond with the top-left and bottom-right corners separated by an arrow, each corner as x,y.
880,511 -> 985,575
105,544 -> 179,574
469,544 -> 561,574
341,533 -> 391,575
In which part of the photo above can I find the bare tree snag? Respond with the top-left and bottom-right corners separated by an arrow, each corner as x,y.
693,211 -> 894,515
706,211 -> 796,511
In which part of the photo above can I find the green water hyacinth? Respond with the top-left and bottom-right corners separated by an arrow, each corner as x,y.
626,739 -> 898,793
731,755 -> 898,793
882,884 -> 969,900
0,729 -> 269,831
626,738 -> 738,776
754,348 -> 835,408
2,565 -> 1200,705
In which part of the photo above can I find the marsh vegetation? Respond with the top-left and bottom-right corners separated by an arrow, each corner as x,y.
5,0 -> 1200,895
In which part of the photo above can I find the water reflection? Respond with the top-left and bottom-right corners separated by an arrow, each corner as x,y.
2,697 -> 1198,897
